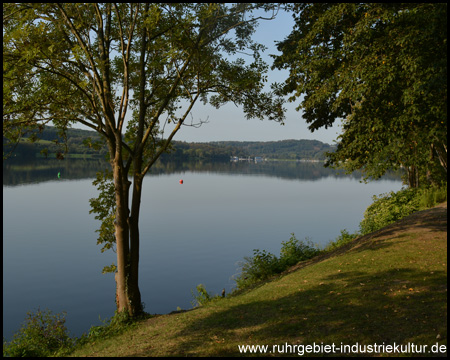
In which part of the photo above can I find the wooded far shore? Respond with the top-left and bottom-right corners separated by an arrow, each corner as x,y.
4,126 -> 336,162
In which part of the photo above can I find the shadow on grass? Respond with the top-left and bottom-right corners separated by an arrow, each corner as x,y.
126,205 -> 447,357
131,266 -> 446,356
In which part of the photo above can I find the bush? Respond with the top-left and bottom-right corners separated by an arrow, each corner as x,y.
359,188 -> 420,235
3,308 -> 73,357
417,182 -> 447,209
235,234 -> 320,289
324,229 -> 359,252
191,284 -> 213,307
359,183 -> 447,235
235,249 -> 281,289
279,234 -> 321,268
190,284 -> 225,307
73,309 -> 150,352
83,310 -> 134,341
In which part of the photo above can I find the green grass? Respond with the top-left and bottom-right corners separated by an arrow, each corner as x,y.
69,203 -> 447,357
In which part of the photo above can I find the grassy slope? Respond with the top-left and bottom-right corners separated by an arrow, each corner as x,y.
71,203 -> 447,357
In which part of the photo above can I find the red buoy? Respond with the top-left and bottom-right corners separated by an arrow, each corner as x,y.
179,179 -> 183,184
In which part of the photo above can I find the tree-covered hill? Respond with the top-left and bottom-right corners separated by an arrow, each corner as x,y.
4,126 -> 335,161
3,126 -> 108,159
212,139 -> 334,160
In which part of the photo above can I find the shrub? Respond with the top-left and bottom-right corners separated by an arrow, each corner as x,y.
84,310 -> 133,340
434,182 -> 447,203
324,229 -> 359,252
235,234 -> 320,289
74,309 -> 150,351
3,308 -> 73,357
235,249 -> 281,289
191,284 -> 213,307
417,182 -> 447,209
279,234 -> 321,268
190,284 -> 225,307
359,183 -> 447,235
359,188 -> 420,235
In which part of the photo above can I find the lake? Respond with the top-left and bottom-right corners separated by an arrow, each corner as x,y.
3,158 -> 404,340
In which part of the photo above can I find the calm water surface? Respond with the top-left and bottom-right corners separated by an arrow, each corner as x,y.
3,158 -> 403,340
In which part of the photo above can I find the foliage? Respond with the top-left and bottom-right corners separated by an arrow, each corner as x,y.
279,234 -> 320,267
70,212 -> 447,357
321,183 -> 447,253
235,234 -> 321,289
190,284 -> 217,308
83,311 -> 133,341
8,125 -> 334,161
211,139 -> 334,160
69,309 -> 150,355
3,3 -> 285,316
273,3 -> 447,187
3,308 -> 73,357
359,183 -> 447,235
360,189 -> 420,235
236,249 -> 281,289
89,169 -> 117,274
417,182 -> 447,209
3,126 -> 108,159
235,183 -> 446,290
323,229 -> 359,252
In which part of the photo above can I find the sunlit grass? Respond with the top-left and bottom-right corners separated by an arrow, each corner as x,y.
69,204 -> 447,357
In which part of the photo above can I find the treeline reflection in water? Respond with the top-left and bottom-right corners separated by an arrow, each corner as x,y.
3,156 -> 404,341
3,157 -> 403,187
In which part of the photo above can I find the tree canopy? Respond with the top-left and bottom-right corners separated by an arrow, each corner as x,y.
3,3 -> 285,317
4,3 -> 284,162
273,3 -> 447,187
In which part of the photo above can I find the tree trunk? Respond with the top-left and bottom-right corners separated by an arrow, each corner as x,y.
113,155 -> 131,314
128,172 -> 143,316
433,142 -> 447,173
112,153 -> 144,317
407,165 -> 419,188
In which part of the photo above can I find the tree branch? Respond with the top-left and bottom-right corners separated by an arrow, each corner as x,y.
142,92 -> 200,176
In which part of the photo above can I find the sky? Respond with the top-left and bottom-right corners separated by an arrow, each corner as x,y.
168,9 -> 342,145
74,9 -> 342,145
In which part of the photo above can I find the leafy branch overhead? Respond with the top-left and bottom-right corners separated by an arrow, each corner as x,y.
3,3 -> 285,317
4,3 -> 285,166
273,3 -> 447,187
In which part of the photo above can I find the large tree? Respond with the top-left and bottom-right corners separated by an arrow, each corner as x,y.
273,3 -> 447,187
3,3 -> 284,317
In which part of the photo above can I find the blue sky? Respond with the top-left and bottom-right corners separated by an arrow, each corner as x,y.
73,9 -> 341,145
168,9 -> 341,145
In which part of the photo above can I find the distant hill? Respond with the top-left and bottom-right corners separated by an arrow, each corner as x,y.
4,126 -> 335,161
210,139 -> 335,160
3,126 -> 108,159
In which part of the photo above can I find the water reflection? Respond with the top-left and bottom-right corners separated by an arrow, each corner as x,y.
3,158 -> 109,186
3,157 -> 402,186
3,156 -> 404,341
